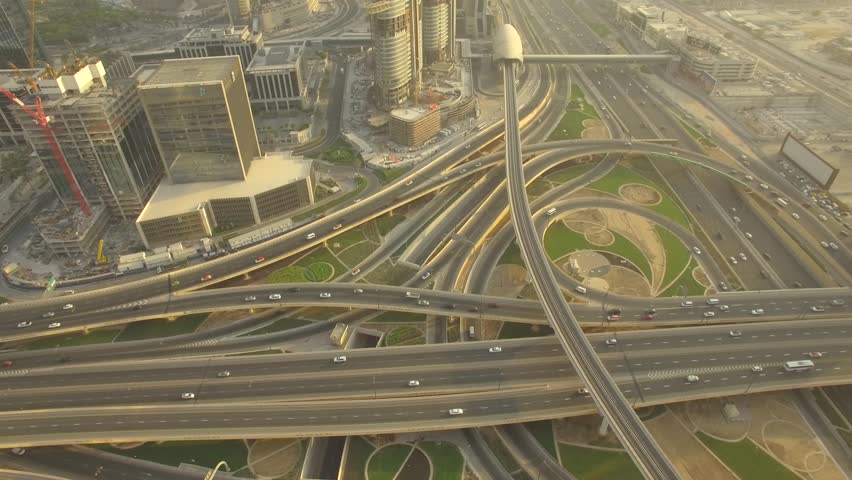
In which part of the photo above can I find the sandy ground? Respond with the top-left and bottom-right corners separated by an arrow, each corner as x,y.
553,416 -> 623,448
585,228 -> 615,246
247,439 -> 301,479
486,264 -> 530,297
196,309 -> 261,332
565,251 -> 608,277
600,209 -> 666,293
620,183 -> 662,206
595,266 -> 652,297
692,267 -> 711,289
645,410 -> 739,480
580,118 -> 609,139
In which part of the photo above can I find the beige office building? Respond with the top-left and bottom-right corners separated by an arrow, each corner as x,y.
389,105 -> 441,147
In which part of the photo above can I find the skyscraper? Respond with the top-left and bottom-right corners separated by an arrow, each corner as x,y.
137,56 -> 260,184
422,0 -> 455,63
12,61 -> 164,219
368,0 -> 423,108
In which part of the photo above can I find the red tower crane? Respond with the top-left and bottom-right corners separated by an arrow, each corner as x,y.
0,86 -> 90,215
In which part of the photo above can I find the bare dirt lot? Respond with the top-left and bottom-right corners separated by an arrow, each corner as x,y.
248,439 -> 301,478
620,183 -> 662,206
486,264 -> 530,297
581,118 -> 609,139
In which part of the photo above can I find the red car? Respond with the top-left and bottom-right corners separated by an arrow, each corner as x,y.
2,360 -> 13,367
642,313 -> 655,320
254,256 -> 265,264
200,274 -> 213,281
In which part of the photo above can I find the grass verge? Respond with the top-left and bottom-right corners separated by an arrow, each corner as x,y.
558,443 -> 643,480
499,322 -> 554,339
344,437 -> 374,480
114,314 -> 208,342
370,311 -> 427,323
24,329 -> 119,350
697,432 -> 803,480
525,421 -> 558,459
102,440 -> 247,472
294,176 -> 367,221
656,225 -> 691,292
419,441 -> 464,480
367,444 -> 411,480
544,222 -> 652,281
658,259 -> 706,297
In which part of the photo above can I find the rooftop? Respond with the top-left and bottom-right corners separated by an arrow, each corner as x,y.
180,24 -> 255,43
139,57 -> 240,87
137,153 -> 313,222
247,44 -> 304,72
390,105 -> 439,121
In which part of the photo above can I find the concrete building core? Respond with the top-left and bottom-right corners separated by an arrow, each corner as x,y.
33,205 -> 109,257
389,105 -> 441,146
136,153 -> 316,248
422,0 -> 455,63
137,56 -> 261,184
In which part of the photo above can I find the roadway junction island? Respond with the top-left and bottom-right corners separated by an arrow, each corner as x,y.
2,1 -> 852,479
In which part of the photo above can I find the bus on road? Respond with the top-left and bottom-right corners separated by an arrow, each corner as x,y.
776,197 -> 789,208
783,360 -> 814,371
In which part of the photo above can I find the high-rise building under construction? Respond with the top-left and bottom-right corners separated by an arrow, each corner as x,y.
368,0 -> 421,108
422,0 -> 455,63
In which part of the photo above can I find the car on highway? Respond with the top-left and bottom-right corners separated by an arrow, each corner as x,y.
332,224 -> 343,231
200,274 -> 213,281
333,356 -> 347,363
685,375 -> 700,383
290,287 -> 302,292
319,292 -> 332,298
831,298 -> 846,306
830,243 -> 839,250
244,296 -> 256,302
2,360 -> 12,367
269,293 -> 282,300
745,232 -> 753,239
48,322 -> 61,329
791,213 -> 800,219
605,338 -> 618,346
16,321 -> 31,328
421,271 -> 432,280
62,303 -> 74,310
574,285 -> 587,294
10,448 -> 25,455
719,305 -> 729,311
642,313 -> 655,320
469,307 -> 479,312
751,366 -> 763,373
254,256 -> 265,263
417,299 -> 430,306
354,198 -> 363,203
759,184 -> 769,190
703,311 -> 715,318
180,393 -> 196,400
646,307 -> 656,314
745,175 -> 754,181
739,253 -> 748,261
733,216 -> 741,223
217,371 -> 231,377
719,282 -> 729,291
353,288 -> 364,294
692,246 -> 701,255
808,352 -> 823,358
821,241 -> 830,248
465,144 -> 471,149
408,380 -> 420,387
819,214 -> 828,221
751,309 -> 764,315
578,387 -> 590,394
681,301 -> 693,307
729,256 -> 738,265
449,408 -> 464,415
729,330 -> 742,337
305,232 -> 316,240
707,298 -> 719,305
42,311 -> 54,318
489,346 -> 502,353
607,314 -> 620,321
404,180 -> 414,186
810,306 -> 826,312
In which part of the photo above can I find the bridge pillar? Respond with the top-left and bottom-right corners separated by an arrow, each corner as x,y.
598,416 -> 610,436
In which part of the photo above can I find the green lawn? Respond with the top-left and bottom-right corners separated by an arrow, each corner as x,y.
115,314 -> 208,342
367,444 -> 412,480
344,437 -> 375,480
371,311 -> 427,323
656,225 -> 692,292
303,262 -> 334,282
419,441 -> 464,480
384,326 -> 425,346
672,114 -> 717,148
375,214 -> 407,236
0,296 -> 9,304
337,242 -> 378,268
243,318 -> 312,336
525,421 -> 558,459
543,222 -> 652,281
295,247 -> 347,278
697,432 -> 803,480
547,164 -> 595,184
590,23 -> 611,37
558,443 -> 643,480
102,440 -> 248,472
267,265 -> 308,284
298,307 -> 350,320
24,329 -> 119,350
375,165 -> 413,184
658,259 -> 706,297
548,109 -> 600,141
320,139 -> 359,166
528,178 -> 552,196
365,262 -> 418,286
587,165 -> 691,228
498,242 -> 525,267
499,322 -> 554,339
294,176 -> 367,221
328,228 -> 368,251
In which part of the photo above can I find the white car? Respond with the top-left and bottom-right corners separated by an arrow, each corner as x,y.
729,257 -> 738,265
578,387 -> 590,394
751,366 -> 763,373
819,215 -> 828,221
692,246 -> 701,255
729,330 -> 742,337
244,296 -> 256,302
605,338 -> 617,346
48,322 -> 61,329
320,292 -> 332,298
408,380 -> 420,387
449,408 -> 464,415
703,311 -> 715,318
751,308 -> 764,315
268,294 -> 282,300
719,305 -> 729,312
404,180 -> 414,186
417,299 -> 430,306
180,393 -> 196,400
830,243 -> 839,251
745,175 -> 754,181
821,241 -> 830,248
739,253 -> 748,261
62,304 -> 74,310
810,306 -> 825,312
42,311 -> 55,318
217,371 -> 231,378
733,216 -> 741,223
488,346 -> 503,353
759,183 -> 769,190
16,321 -> 32,328
831,298 -> 846,306
353,288 -> 364,294
745,232 -> 753,239
421,272 -> 432,280
333,356 -> 347,363
685,375 -> 700,383
791,213 -> 800,219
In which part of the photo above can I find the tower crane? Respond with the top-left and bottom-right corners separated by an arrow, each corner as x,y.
0,86 -> 90,215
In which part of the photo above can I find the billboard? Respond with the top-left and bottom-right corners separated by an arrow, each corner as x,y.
779,133 -> 839,189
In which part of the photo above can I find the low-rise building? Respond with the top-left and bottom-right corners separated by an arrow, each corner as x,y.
176,25 -> 264,71
668,30 -> 757,82
136,153 -> 316,248
246,44 -> 307,112
389,105 -> 442,147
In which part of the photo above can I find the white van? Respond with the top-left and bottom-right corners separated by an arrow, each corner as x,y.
305,233 -> 316,240
575,285 -> 588,294
546,208 -> 557,216
706,298 -> 719,305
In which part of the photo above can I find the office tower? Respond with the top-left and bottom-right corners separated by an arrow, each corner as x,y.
368,0 -> 423,108
137,56 -> 260,184
0,0 -> 47,68
246,43 -> 307,112
176,25 -> 264,71
422,0 -> 455,63
226,0 -> 254,24
12,61 -> 164,219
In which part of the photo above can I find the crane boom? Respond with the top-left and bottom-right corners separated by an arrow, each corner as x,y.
0,86 -> 90,215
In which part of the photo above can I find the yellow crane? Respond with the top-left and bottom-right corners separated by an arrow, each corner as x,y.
96,239 -> 108,265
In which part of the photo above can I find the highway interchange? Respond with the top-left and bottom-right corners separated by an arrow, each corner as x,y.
2,0 -> 852,477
